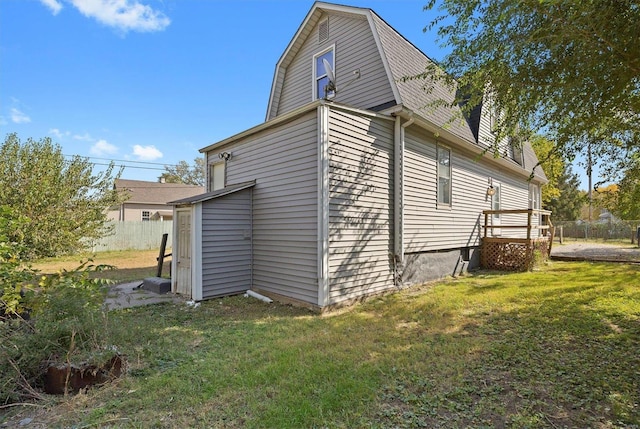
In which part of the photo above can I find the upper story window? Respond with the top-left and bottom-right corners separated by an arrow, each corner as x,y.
437,145 -> 451,207
313,46 -> 335,100
209,161 -> 225,191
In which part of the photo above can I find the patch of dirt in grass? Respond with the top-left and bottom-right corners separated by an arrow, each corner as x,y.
31,250 -> 171,283
551,241 -> 640,262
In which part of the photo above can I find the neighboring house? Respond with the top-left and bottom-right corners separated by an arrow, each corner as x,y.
170,2 -> 547,309
108,179 -> 204,222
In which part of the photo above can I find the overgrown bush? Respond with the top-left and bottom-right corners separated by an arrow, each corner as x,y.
0,206 -> 116,404
0,134 -> 124,259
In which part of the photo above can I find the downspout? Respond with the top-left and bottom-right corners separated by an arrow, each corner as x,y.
317,103 -> 330,308
394,113 -> 414,282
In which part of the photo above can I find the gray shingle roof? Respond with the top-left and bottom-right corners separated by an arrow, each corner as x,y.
169,181 -> 255,205
370,12 -> 477,143
115,179 -> 205,204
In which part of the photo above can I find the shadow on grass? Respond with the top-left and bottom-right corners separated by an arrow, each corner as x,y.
15,261 -> 639,428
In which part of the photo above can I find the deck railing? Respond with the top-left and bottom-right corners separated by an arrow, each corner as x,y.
481,209 -> 554,271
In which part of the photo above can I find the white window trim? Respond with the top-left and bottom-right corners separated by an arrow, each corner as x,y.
436,144 -> 452,208
312,44 -> 336,101
209,160 -> 226,192
529,183 -> 541,237
492,183 -> 502,236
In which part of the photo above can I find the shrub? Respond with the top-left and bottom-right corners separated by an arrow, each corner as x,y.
1,207 -> 115,403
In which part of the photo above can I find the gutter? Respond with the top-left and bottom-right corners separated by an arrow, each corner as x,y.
200,100 -> 323,153
394,113 -> 414,266
386,106 -> 547,185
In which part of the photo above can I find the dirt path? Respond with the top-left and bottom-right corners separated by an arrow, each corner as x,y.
551,241 -> 640,263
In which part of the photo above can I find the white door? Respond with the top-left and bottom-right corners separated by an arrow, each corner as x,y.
176,210 -> 192,297
492,184 -> 501,236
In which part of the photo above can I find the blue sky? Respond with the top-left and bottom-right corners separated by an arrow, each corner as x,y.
0,0 -> 592,188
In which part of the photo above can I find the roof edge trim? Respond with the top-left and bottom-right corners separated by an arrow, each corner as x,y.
394,108 -> 547,184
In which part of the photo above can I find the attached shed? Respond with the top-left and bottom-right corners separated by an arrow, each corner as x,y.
169,181 -> 255,300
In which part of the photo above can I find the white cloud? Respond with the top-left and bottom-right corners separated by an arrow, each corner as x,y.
132,144 -> 162,161
10,108 -> 31,124
68,0 -> 170,33
39,0 -> 63,15
91,139 -> 119,156
48,128 -> 71,140
73,132 -> 93,141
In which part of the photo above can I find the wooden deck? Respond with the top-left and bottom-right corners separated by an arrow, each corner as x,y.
481,209 -> 554,271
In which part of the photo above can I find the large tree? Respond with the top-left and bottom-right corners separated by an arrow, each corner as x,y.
530,135 -> 584,221
160,157 -> 205,186
530,135 -> 562,205
425,0 -> 640,179
546,165 -> 584,221
608,159 -> 640,220
0,133 -> 123,259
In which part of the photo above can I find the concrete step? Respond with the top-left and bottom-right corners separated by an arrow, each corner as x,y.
142,277 -> 171,294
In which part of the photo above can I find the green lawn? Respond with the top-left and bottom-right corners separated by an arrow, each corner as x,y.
3,260 -> 639,428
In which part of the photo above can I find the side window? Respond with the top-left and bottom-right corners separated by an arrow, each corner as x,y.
492,184 -> 501,216
529,184 -> 540,210
492,184 -> 502,236
141,210 -> 150,221
529,184 -> 540,236
437,146 -> 451,207
209,162 -> 225,191
313,46 -> 335,100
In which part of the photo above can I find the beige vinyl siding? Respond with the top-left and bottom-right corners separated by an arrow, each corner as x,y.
200,188 -> 252,299
328,108 -> 394,304
478,114 -> 514,161
477,106 -> 495,148
404,127 -> 531,252
206,111 -> 319,305
113,203 -> 170,222
273,12 -> 395,119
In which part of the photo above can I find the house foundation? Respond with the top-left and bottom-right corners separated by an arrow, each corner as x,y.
401,247 -> 481,286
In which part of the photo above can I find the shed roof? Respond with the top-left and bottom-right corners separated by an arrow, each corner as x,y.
115,179 -> 205,205
168,180 -> 256,205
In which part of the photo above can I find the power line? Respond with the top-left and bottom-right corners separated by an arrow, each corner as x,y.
90,162 -> 167,171
63,154 -> 182,168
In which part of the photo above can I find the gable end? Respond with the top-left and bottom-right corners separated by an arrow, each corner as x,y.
318,17 -> 329,43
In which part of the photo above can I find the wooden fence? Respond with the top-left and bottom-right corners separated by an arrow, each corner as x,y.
88,221 -> 173,252
555,220 -> 640,242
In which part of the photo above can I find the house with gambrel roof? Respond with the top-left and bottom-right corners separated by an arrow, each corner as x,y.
170,2 -> 547,309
